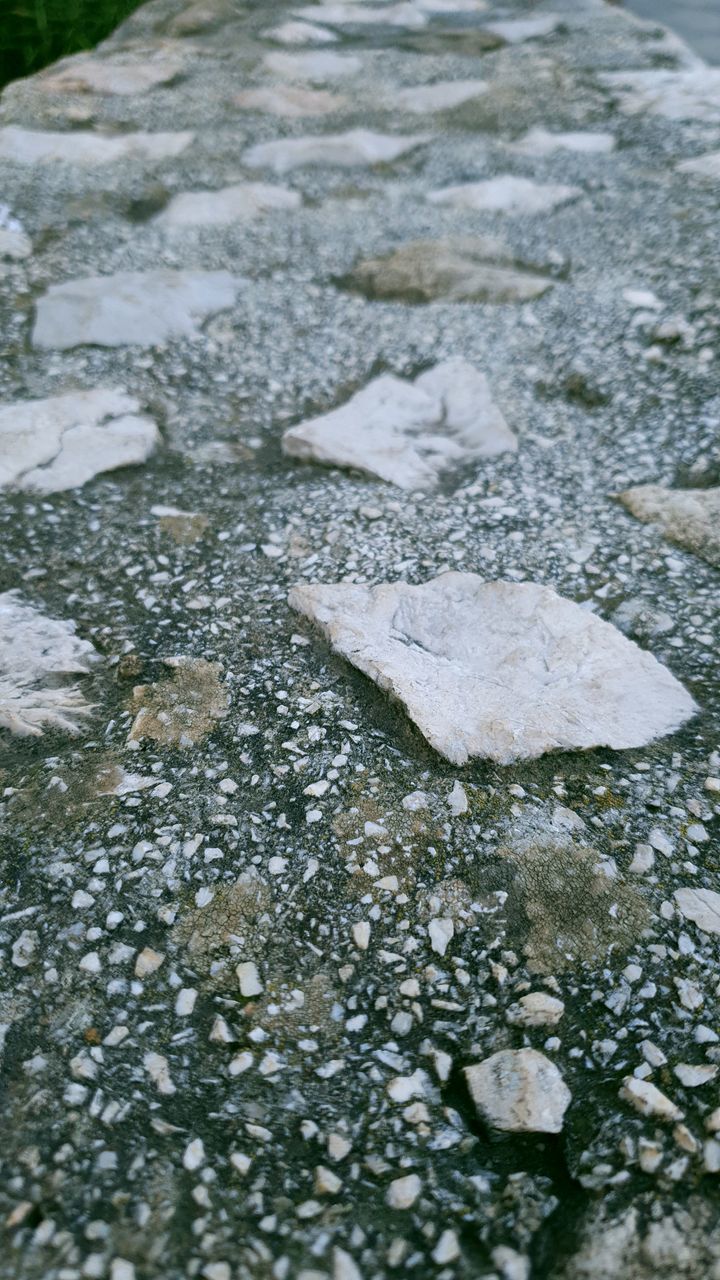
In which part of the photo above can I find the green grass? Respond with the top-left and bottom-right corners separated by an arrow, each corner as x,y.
0,0 -> 143,89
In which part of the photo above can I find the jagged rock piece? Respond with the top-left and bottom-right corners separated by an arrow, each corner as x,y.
343,235 -> 555,303
129,658 -> 229,746
234,86 -> 345,117
156,182 -> 301,226
0,126 -> 193,166
677,151 -> 720,181
262,50 -> 361,80
619,1076 -> 683,1122
484,14 -> 560,43
619,484 -> 720,567
0,389 -> 159,493
428,175 -> 581,215
294,3 -> 427,27
464,1048 -> 571,1133
264,20 -> 338,44
0,591 -> 97,737
244,130 -> 429,173
601,68 -> 720,123
384,79 -> 488,114
511,128 -> 615,156
38,48 -> 184,95
288,573 -> 696,764
33,269 -> 239,349
282,360 -> 516,488
675,888 -> 720,936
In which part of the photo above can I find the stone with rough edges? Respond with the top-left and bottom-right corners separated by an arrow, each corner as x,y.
464,1049 -> 571,1133
156,182 -> 301,226
37,49 -> 184,95
619,484 -> 720,567
282,359 -> 516,489
0,126 -> 193,166
288,573 -> 696,764
244,129 -> 429,173
0,591 -> 97,737
262,50 -> 361,80
510,127 -> 616,156
675,888 -> 720,937
428,175 -> 581,215
600,68 -> 720,123
234,85 -> 345,117
343,235 -> 555,304
383,79 -> 488,114
0,388 -> 159,494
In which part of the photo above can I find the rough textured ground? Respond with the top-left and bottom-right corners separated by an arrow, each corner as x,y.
0,1 -> 719,1278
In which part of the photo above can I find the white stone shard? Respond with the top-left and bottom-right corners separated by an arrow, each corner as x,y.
156,182 -> 301,227
287,573 -> 696,765
234,85 -> 345,117
0,126 -> 193,166
385,79 -> 488,114
600,68 -> 720,123
33,270 -> 239,349
0,227 -> 32,259
464,1048 -> 571,1133
244,129 -> 429,173
675,888 -> 720,937
510,128 -> 616,156
484,14 -> 560,42
265,20 -> 338,44
294,3 -> 427,27
619,484 -> 720,567
386,1173 -> 422,1209
677,150 -> 720,181
506,993 -> 565,1027
428,175 -> 581,215
0,389 -> 159,493
0,591 -> 97,737
619,1076 -> 683,1122
38,49 -> 184,95
262,50 -> 362,80
282,360 -> 515,489
428,917 -> 454,956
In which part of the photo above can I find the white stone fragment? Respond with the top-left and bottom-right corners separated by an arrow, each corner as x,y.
511,128 -> 615,156
428,175 -> 581,215
0,126 -> 193,166
288,574 -> 696,765
282,360 -> 516,489
619,1076 -> 682,1121
265,20 -> 338,44
134,947 -> 165,977
485,14 -> 560,42
506,992 -> 565,1027
33,270 -> 239,350
176,988 -> 197,1016
183,1138 -> 205,1171
674,1064 -> 718,1088
385,79 -> 488,114
333,1247 -> 363,1280
0,227 -> 31,259
386,1173 -> 422,1209
11,930 -> 37,968
0,590 -> 97,737
428,917 -> 454,956
352,921 -> 371,950
402,789 -> 430,811
432,1230 -> 461,1264
110,1262 -> 136,1280
678,151 -> 720,181
244,129 -> 429,173
600,68 -> 720,123
447,780 -> 468,816
237,961 -> 264,997
675,888 -> 720,936
465,1048 -> 571,1133
262,50 -> 361,80
39,49 -> 184,95
144,1051 -> 176,1095
0,389 -> 159,494
156,182 -> 301,226
234,85 -> 346,117
387,1070 -> 426,1102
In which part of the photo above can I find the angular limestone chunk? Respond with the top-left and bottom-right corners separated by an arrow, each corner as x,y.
33,270 -> 240,349
156,181 -> 301,226
675,888 -> 720,937
0,126 -> 193,166
244,129 -> 429,173
282,359 -> 516,488
0,591 -> 97,737
619,484 -> 720,567
619,1076 -> 683,1122
464,1049 -> 571,1133
288,573 -> 696,764
428,175 -> 581,215
234,86 -> 346,117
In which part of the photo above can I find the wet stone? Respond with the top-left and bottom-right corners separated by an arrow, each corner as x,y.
342,235 -> 556,304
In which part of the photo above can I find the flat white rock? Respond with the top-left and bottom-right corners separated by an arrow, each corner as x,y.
156,181 -> 301,226
264,20 -> 338,44
601,68 -> 720,123
428,175 -> 581,215
282,359 -> 516,489
385,79 -> 488,114
38,49 -> 184,95
0,591 -> 97,737
244,129 -> 429,173
293,4 -> 427,28
33,270 -> 239,349
262,50 -> 361,80
677,150 -> 720,181
511,127 -> 615,156
675,888 -> 720,937
484,14 -> 560,42
0,126 -> 193,166
464,1049 -> 571,1133
234,86 -> 345,117
0,388 -> 159,493
287,573 -> 696,764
